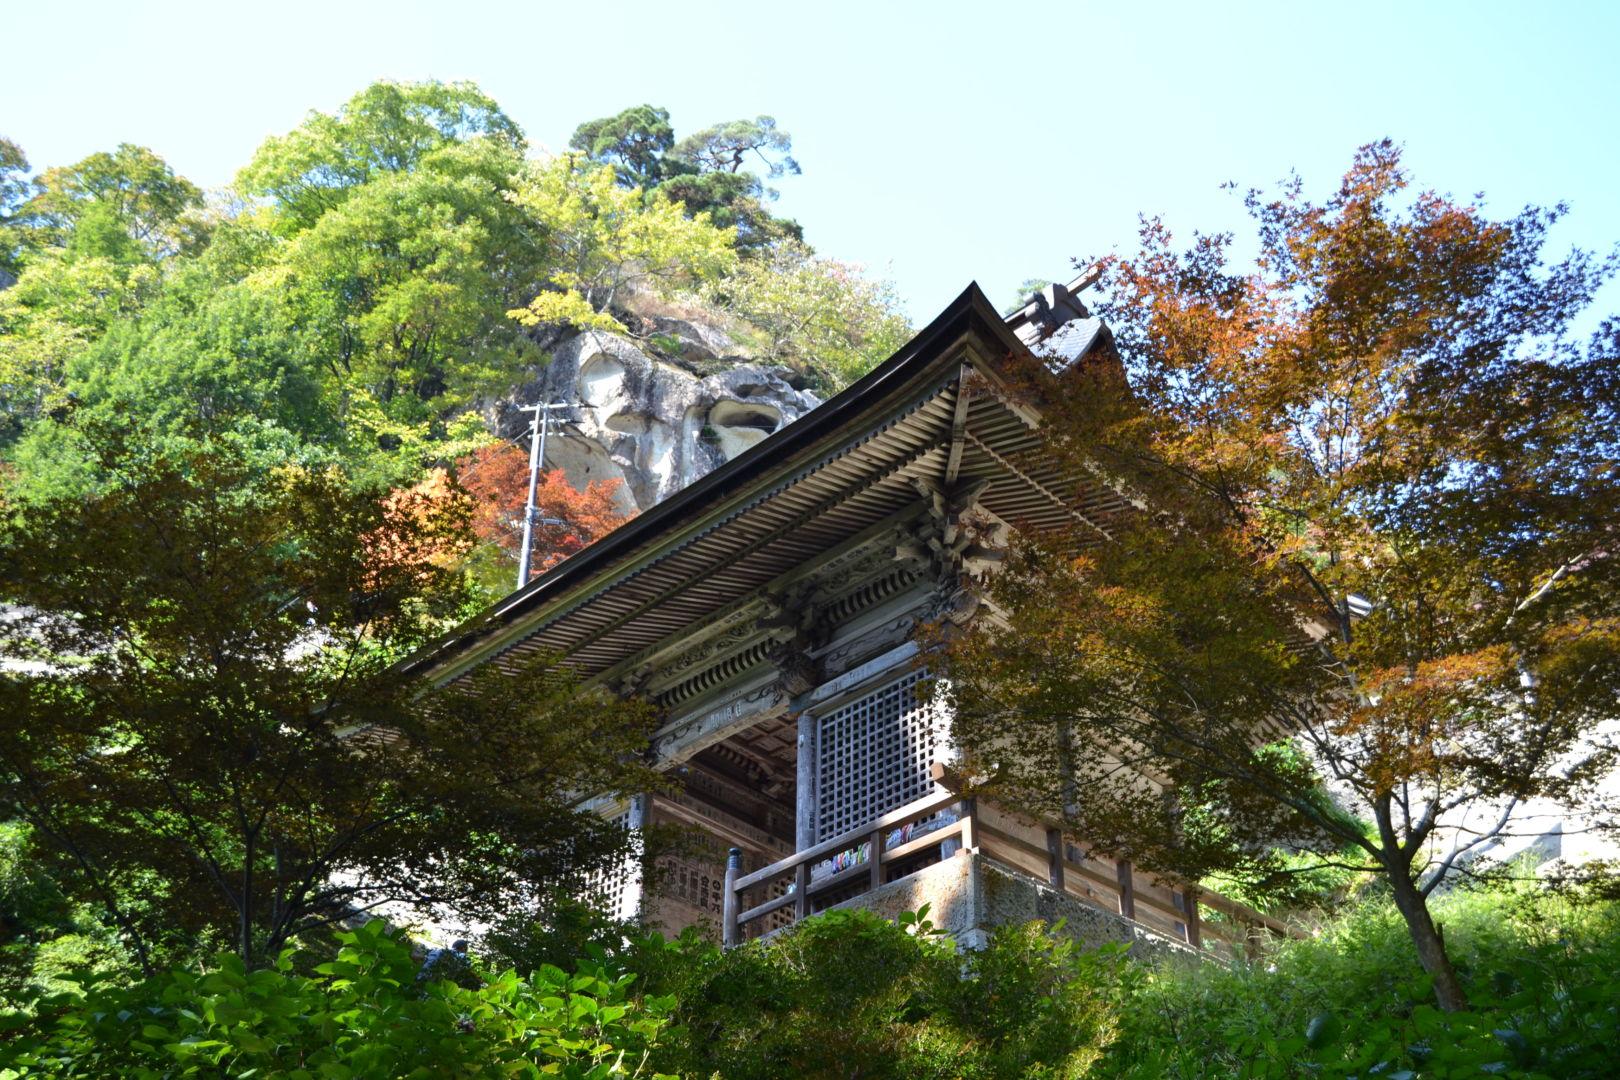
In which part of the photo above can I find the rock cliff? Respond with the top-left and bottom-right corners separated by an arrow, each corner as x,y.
487,317 -> 821,514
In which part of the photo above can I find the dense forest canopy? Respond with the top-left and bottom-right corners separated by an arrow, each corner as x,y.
0,81 -> 909,519
0,78 -> 909,1004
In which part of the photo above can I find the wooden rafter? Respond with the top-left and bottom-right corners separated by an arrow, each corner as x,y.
963,431 -> 1113,541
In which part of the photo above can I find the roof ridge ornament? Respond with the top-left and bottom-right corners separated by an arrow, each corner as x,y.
1005,266 -> 1110,373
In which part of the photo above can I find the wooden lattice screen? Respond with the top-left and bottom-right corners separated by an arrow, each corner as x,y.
583,808 -> 639,922
816,669 -> 942,841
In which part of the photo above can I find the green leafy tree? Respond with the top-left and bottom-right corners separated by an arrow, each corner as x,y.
937,142 -> 1620,1012
661,116 -> 802,254
506,154 -> 736,333
0,822 -> 131,1005
0,425 -> 661,971
237,83 -> 546,438
0,146 -> 193,443
570,106 -> 804,253
278,136 -> 547,427
661,908 -> 1122,1079
238,79 -> 522,231
2,920 -> 678,1077
13,144 -> 201,259
0,137 -> 34,275
16,81 -> 548,486
0,248 -> 157,442
57,217 -> 330,446
568,103 -> 676,188
669,115 -> 799,184
1101,886 -> 1620,1078
708,239 -> 911,390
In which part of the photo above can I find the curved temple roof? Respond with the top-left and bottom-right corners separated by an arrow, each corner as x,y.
401,281 -> 1126,690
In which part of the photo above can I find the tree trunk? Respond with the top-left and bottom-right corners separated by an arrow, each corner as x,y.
240,834 -> 256,969
1387,867 -> 1469,1011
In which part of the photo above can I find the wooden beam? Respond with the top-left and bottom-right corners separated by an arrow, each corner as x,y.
737,891 -> 796,924
963,431 -> 1112,540
1045,828 -> 1066,889
735,787 -> 961,891
881,818 -> 966,864
793,862 -> 809,920
957,797 -> 978,856
942,365 -> 974,486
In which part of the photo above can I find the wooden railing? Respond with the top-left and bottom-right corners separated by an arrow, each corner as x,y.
719,762 -> 1293,951
721,784 -> 971,947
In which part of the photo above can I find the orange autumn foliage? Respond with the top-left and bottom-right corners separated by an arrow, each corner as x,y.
455,442 -> 632,578
939,141 -> 1620,1013
369,468 -> 475,588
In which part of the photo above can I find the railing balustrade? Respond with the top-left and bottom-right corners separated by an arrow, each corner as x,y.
718,761 -> 1294,951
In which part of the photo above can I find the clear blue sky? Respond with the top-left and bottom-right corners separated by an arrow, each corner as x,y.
5,0 -> 1618,322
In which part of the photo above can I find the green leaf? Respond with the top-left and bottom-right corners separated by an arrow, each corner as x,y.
1304,1012 -> 1341,1049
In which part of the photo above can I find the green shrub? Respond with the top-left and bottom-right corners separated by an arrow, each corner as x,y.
657,906 -> 1124,1080
1099,887 -> 1620,1079
0,919 -> 676,1079
3,888 -> 1614,1078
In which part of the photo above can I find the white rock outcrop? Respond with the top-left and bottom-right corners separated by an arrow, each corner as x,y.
489,329 -> 820,514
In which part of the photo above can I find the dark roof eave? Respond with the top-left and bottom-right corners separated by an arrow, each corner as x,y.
398,281 -> 1021,681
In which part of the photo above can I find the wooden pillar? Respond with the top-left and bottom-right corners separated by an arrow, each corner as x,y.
1183,888 -> 1201,948
794,862 -> 809,921
1116,859 -> 1136,919
868,827 -> 884,890
795,711 -> 817,851
625,794 -> 649,921
1045,828 -> 1065,890
626,793 -> 649,831
956,796 -> 977,856
722,847 -> 742,949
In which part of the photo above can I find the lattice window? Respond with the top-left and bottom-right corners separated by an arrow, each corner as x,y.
581,808 -> 640,923
816,670 -> 943,841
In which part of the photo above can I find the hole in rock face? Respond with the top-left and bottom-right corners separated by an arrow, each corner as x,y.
579,355 -> 627,407
605,412 -> 650,435
707,399 -> 782,460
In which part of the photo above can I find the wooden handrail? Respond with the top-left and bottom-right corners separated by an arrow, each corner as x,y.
929,762 -> 1297,943
733,787 -> 961,891
721,760 -> 1295,949
735,817 -> 971,932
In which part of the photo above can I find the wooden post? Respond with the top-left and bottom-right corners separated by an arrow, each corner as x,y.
1183,888 -> 1201,948
625,794 -> 649,921
795,712 -> 817,852
722,847 -> 742,949
1116,859 -> 1136,919
868,828 -> 884,890
1045,828 -> 1065,890
794,862 -> 809,921
956,797 -> 977,856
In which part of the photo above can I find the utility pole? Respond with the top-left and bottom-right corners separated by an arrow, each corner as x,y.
516,402 -> 572,589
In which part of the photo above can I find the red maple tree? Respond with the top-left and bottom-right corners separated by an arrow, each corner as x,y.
455,443 -> 631,578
